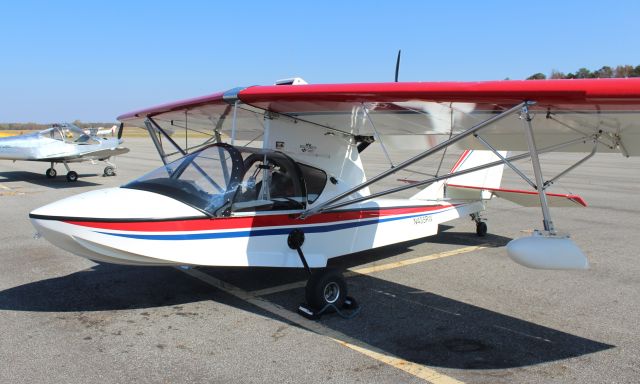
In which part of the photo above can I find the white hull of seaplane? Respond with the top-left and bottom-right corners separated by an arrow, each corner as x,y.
31,187 -> 484,267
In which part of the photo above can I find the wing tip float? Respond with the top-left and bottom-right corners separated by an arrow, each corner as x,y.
507,231 -> 589,270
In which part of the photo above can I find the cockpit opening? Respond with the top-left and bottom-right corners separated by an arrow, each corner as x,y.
39,124 -> 99,145
123,144 -> 327,216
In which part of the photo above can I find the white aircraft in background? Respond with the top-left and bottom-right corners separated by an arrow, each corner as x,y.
84,125 -> 117,137
30,77 -> 640,317
0,123 -> 128,181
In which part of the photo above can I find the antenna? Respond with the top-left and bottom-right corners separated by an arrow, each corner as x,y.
394,49 -> 401,82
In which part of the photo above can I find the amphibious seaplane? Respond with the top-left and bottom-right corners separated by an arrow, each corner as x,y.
0,123 -> 128,181
30,78 -> 640,315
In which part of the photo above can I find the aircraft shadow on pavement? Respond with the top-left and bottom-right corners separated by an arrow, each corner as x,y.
304,277 -> 613,370
0,264 -> 215,312
0,171 -> 102,188
0,230 -> 611,369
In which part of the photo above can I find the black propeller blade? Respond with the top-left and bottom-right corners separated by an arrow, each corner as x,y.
117,122 -> 124,140
395,49 -> 401,82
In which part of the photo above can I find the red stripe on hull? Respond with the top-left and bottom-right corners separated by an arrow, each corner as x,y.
64,205 -> 452,232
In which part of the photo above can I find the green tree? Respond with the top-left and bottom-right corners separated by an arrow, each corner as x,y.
614,65 -> 633,78
527,72 -> 547,80
594,66 -> 613,78
574,68 -> 593,79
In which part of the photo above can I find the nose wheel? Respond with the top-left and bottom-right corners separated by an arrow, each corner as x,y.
66,171 -> 78,182
103,166 -> 115,177
45,167 -> 57,178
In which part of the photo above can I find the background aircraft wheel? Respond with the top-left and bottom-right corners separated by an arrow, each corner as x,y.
305,268 -> 347,310
476,221 -> 488,237
103,166 -> 115,177
66,171 -> 78,182
45,168 -> 57,178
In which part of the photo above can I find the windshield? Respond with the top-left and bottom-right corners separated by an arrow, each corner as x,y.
123,144 -> 310,216
64,124 -> 99,144
124,144 -> 243,215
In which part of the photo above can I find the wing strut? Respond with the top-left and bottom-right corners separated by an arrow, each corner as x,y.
521,103 -> 554,233
474,134 -> 537,189
301,101 -> 604,219
300,101 -> 528,218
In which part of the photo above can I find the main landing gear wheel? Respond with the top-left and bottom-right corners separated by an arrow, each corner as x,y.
103,166 -> 115,177
66,171 -> 78,182
45,168 -> 57,178
287,229 -> 359,319
305,268 -> 347,311
476,221 -> 488,237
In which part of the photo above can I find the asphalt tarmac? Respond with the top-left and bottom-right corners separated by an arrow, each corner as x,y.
1,137 -> 639,383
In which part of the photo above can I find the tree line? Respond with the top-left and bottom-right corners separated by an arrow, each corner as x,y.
0,120 -> 117,131
527,65 -> 640,80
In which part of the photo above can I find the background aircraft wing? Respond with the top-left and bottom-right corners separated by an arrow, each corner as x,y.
40,147 -> 130,162
118,79 -> 640,157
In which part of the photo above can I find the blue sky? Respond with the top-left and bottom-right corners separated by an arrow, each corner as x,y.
2,0 -> 640,123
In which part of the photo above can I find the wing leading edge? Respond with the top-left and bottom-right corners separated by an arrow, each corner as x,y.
118,78 -> 640,156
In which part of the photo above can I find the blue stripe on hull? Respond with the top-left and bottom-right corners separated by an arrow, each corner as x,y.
95,208 -> 457,241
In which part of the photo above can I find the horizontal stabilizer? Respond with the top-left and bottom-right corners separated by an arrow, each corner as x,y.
447,184 -> 587,207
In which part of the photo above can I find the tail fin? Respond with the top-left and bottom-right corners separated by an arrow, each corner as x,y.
445,150 -> 506,190
411,150 -> 506,200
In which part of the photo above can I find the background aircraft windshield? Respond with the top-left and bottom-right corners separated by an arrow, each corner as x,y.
39,127 -> 65,141
64,124 -> 99,144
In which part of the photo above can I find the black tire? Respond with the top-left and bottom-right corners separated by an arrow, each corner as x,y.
45,168 -> 57,178
103,166 -> 115,177
476,221 -> 488,237
305,268 -> 347,310
66,171 -> 78,182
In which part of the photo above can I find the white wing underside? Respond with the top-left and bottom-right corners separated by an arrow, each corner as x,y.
124,101 -> 640,157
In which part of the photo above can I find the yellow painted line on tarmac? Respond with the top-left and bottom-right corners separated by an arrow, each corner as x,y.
250,280 -> 307,297
346,245 -> 487,276
180,267 -> 465,384
250,244 -> 487,297
333,339 -> 465,384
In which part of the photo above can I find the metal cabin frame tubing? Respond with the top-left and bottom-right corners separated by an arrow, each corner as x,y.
145,117 -> 213,183
362,104 -> 394,168
146,117 -> 187,163
300,101 -> 528,218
